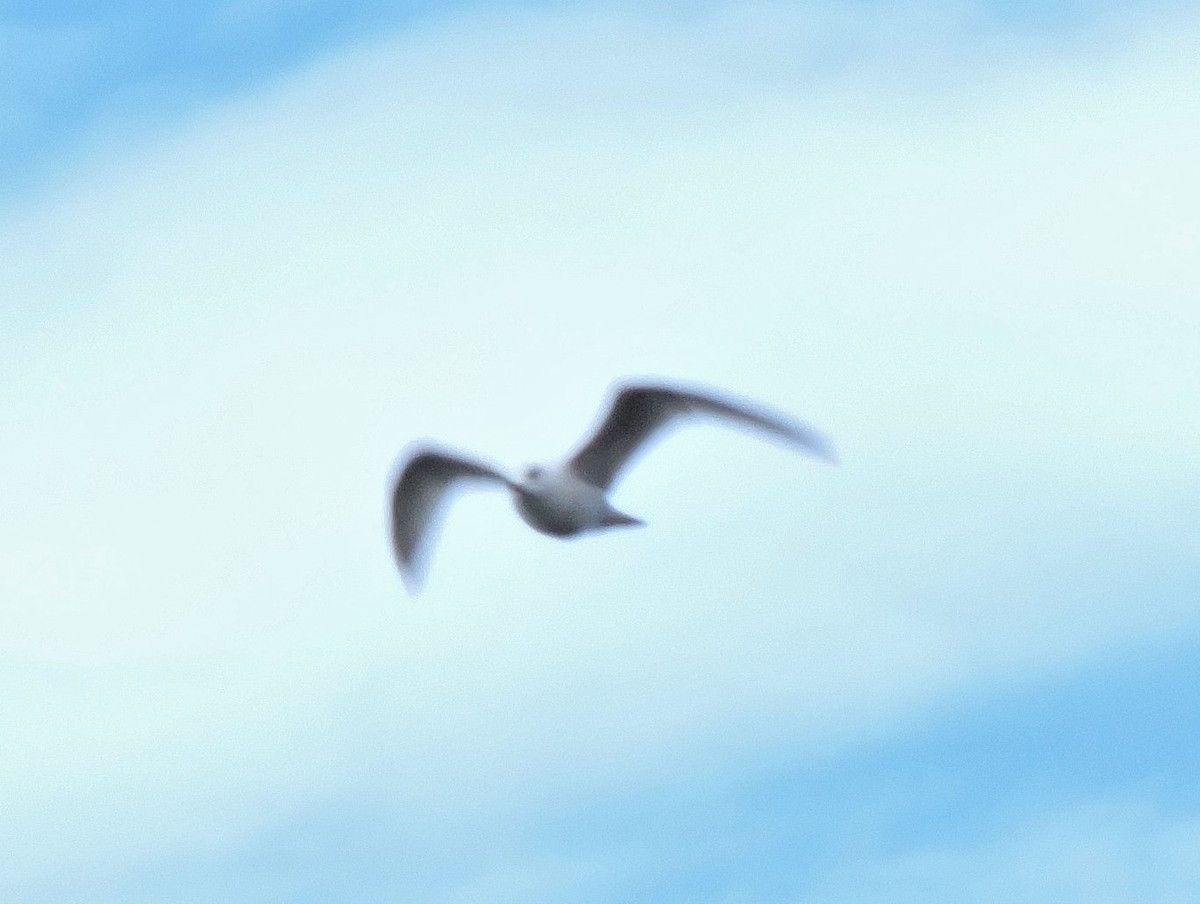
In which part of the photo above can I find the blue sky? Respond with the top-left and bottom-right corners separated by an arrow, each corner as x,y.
2,0 -> 426,196
2,1 -> 1199,901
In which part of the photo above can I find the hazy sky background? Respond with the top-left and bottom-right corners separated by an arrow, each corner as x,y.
2,1 -> 1198,901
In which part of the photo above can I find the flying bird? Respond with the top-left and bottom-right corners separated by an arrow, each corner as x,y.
390,379 -> 836,591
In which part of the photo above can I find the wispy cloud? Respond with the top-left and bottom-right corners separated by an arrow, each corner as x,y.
5,0 -> 1195,198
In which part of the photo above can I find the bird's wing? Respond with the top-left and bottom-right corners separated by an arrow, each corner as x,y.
389,446 -> 512,592
568,381 -> 836,490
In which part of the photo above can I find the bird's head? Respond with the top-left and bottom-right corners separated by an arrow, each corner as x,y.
519,463 -> 549,491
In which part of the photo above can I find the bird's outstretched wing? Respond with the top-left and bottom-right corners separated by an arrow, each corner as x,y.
568,380 -> 837,490
390,446 -> 512,592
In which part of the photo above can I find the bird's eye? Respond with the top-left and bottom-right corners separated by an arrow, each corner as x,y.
524,465 -> 543,481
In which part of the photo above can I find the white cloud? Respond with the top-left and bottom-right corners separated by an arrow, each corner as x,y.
1,2 -> 1198,899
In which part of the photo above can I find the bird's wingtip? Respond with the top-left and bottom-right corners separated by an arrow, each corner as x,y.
398,560 -> 425,595
791,425 -> 838,465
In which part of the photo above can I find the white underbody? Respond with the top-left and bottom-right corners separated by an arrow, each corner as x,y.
511,464 -> 629,537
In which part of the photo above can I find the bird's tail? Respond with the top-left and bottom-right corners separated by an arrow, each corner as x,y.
601,509 -> 645,529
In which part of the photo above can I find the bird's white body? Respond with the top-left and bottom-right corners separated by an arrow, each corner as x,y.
511,464 -> 637,537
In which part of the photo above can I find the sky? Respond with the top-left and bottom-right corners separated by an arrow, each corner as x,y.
1,0 -> 1198,901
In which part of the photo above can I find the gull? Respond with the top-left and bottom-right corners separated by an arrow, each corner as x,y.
390,379 -> 836,591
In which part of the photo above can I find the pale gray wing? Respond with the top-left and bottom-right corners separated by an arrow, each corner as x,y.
390,446 -> 512,592
568,381 -> 837,490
